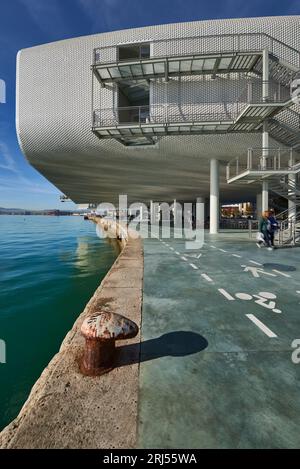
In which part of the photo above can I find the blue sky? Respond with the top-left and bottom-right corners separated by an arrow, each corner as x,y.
0,0 -> 299,209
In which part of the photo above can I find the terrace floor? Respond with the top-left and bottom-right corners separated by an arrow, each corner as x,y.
138,229 -> 300,448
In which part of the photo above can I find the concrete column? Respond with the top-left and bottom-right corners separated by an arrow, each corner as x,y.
256,193 -> 262,219
173,199 -> 177,226
140,205 -> 143,222
210,159 -> 219,234
262,181 -> 269,212
262,48 -> 269,103
150,200 -> 153,223
288,152 -> 297,221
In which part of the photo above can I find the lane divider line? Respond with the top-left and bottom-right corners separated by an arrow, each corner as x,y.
219,248 -> 227,253
246,314 -> 277,338
181,256 -> 188,261
175,251 -> 180,255
218,288 -> 235,300
190,263 -> 198,270
272,269 -> 291,278
249,260 -> 263,266
202,273 -> 213,282
232,254 -> 242,258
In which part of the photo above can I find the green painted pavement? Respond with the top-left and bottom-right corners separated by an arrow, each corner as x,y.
138,230 -> 300,448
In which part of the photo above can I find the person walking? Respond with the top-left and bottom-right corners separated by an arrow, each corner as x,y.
268,209 -> 279,247
257,211 -> 273,250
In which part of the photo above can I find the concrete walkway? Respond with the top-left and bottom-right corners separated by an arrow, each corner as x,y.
138,230 -> 300,448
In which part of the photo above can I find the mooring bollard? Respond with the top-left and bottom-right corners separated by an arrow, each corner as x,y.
80,311 -> 138,376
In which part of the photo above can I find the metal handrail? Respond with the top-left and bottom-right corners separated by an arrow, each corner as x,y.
93,103 -> 237,128
226,147 -> 300,181
93,32 -> 300,69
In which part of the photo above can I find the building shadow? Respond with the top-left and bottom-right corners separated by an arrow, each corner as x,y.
115,331 -> 208,368
263,263 -> 296,272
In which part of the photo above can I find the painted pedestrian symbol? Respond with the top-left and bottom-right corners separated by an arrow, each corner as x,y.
241,265 -> 276,278
235,291 -> 281,313
218,289 -> 282,313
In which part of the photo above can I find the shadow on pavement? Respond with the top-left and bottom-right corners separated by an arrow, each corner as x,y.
116,331 -> 208,368
263,263 -> 296,272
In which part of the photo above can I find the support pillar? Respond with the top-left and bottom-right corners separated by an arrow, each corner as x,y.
288,152 -> 297,221
261,48 -> 269,212
262,181 -> 269,212
210,159 -> 219,234
256,193 -> 262,219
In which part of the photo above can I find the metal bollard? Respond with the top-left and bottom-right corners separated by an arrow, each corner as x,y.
80,311 -> 138,376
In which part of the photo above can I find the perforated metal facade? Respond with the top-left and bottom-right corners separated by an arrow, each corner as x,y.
16,16 -> 300,204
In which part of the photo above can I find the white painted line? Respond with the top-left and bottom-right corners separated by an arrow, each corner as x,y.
232,254 -> 242,258
218,288 -> 235,301
169,247 -> 174,251
175,251 -> 180,255
249,260 -> 263,266
246,314 -> 277,338
190,263 -> 198,270
181,256 -> 188,261
197,253 -> 202,259
202,273 -> 213,282
272,269 -> 291,278
219,248 -> 227,253
210,245 -> 217,249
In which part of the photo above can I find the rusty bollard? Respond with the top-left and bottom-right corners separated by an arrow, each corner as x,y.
80,311 -> 138,376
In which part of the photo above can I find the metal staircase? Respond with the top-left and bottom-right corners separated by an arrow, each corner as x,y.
91,31 -> 300,146
268,173 -> 300,203
268,111 -> 300,151
275,209 -> 300,246
253,55 -> 299,87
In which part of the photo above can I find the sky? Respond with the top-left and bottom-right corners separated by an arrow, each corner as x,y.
0,0 -> 299,209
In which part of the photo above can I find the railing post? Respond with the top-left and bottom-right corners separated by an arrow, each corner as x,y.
226,164 -> 230,181
247,148 -> 253,170
262,48 -> 269,102
247,82 -> 253,103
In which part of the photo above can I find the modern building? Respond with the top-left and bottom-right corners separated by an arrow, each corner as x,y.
16,16 -> 300,238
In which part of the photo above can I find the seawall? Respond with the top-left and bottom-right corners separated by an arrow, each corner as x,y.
0,217 -> 143,449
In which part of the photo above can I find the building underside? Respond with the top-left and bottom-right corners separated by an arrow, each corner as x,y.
16,16 -> 300,208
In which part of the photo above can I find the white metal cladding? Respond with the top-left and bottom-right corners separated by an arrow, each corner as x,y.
16,16 -> 300,204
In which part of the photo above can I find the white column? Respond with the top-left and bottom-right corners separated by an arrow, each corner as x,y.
262,48 -> 269,103
261,103 -> 269,212
262,181 -> 269,212
256,193 -> 262,218
150,200 -> 153,223
210,159 -> 219,234
288,152 -> 296,221
261,43 -> 269,211
173,199 -> 177,226
140,205 -> 143,222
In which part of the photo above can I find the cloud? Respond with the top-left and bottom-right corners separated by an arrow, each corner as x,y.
18,0 -> 69,38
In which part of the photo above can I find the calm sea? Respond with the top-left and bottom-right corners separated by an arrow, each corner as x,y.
0,215 -> 118,431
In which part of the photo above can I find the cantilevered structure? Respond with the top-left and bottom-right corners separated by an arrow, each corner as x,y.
16,16 -> 300,235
